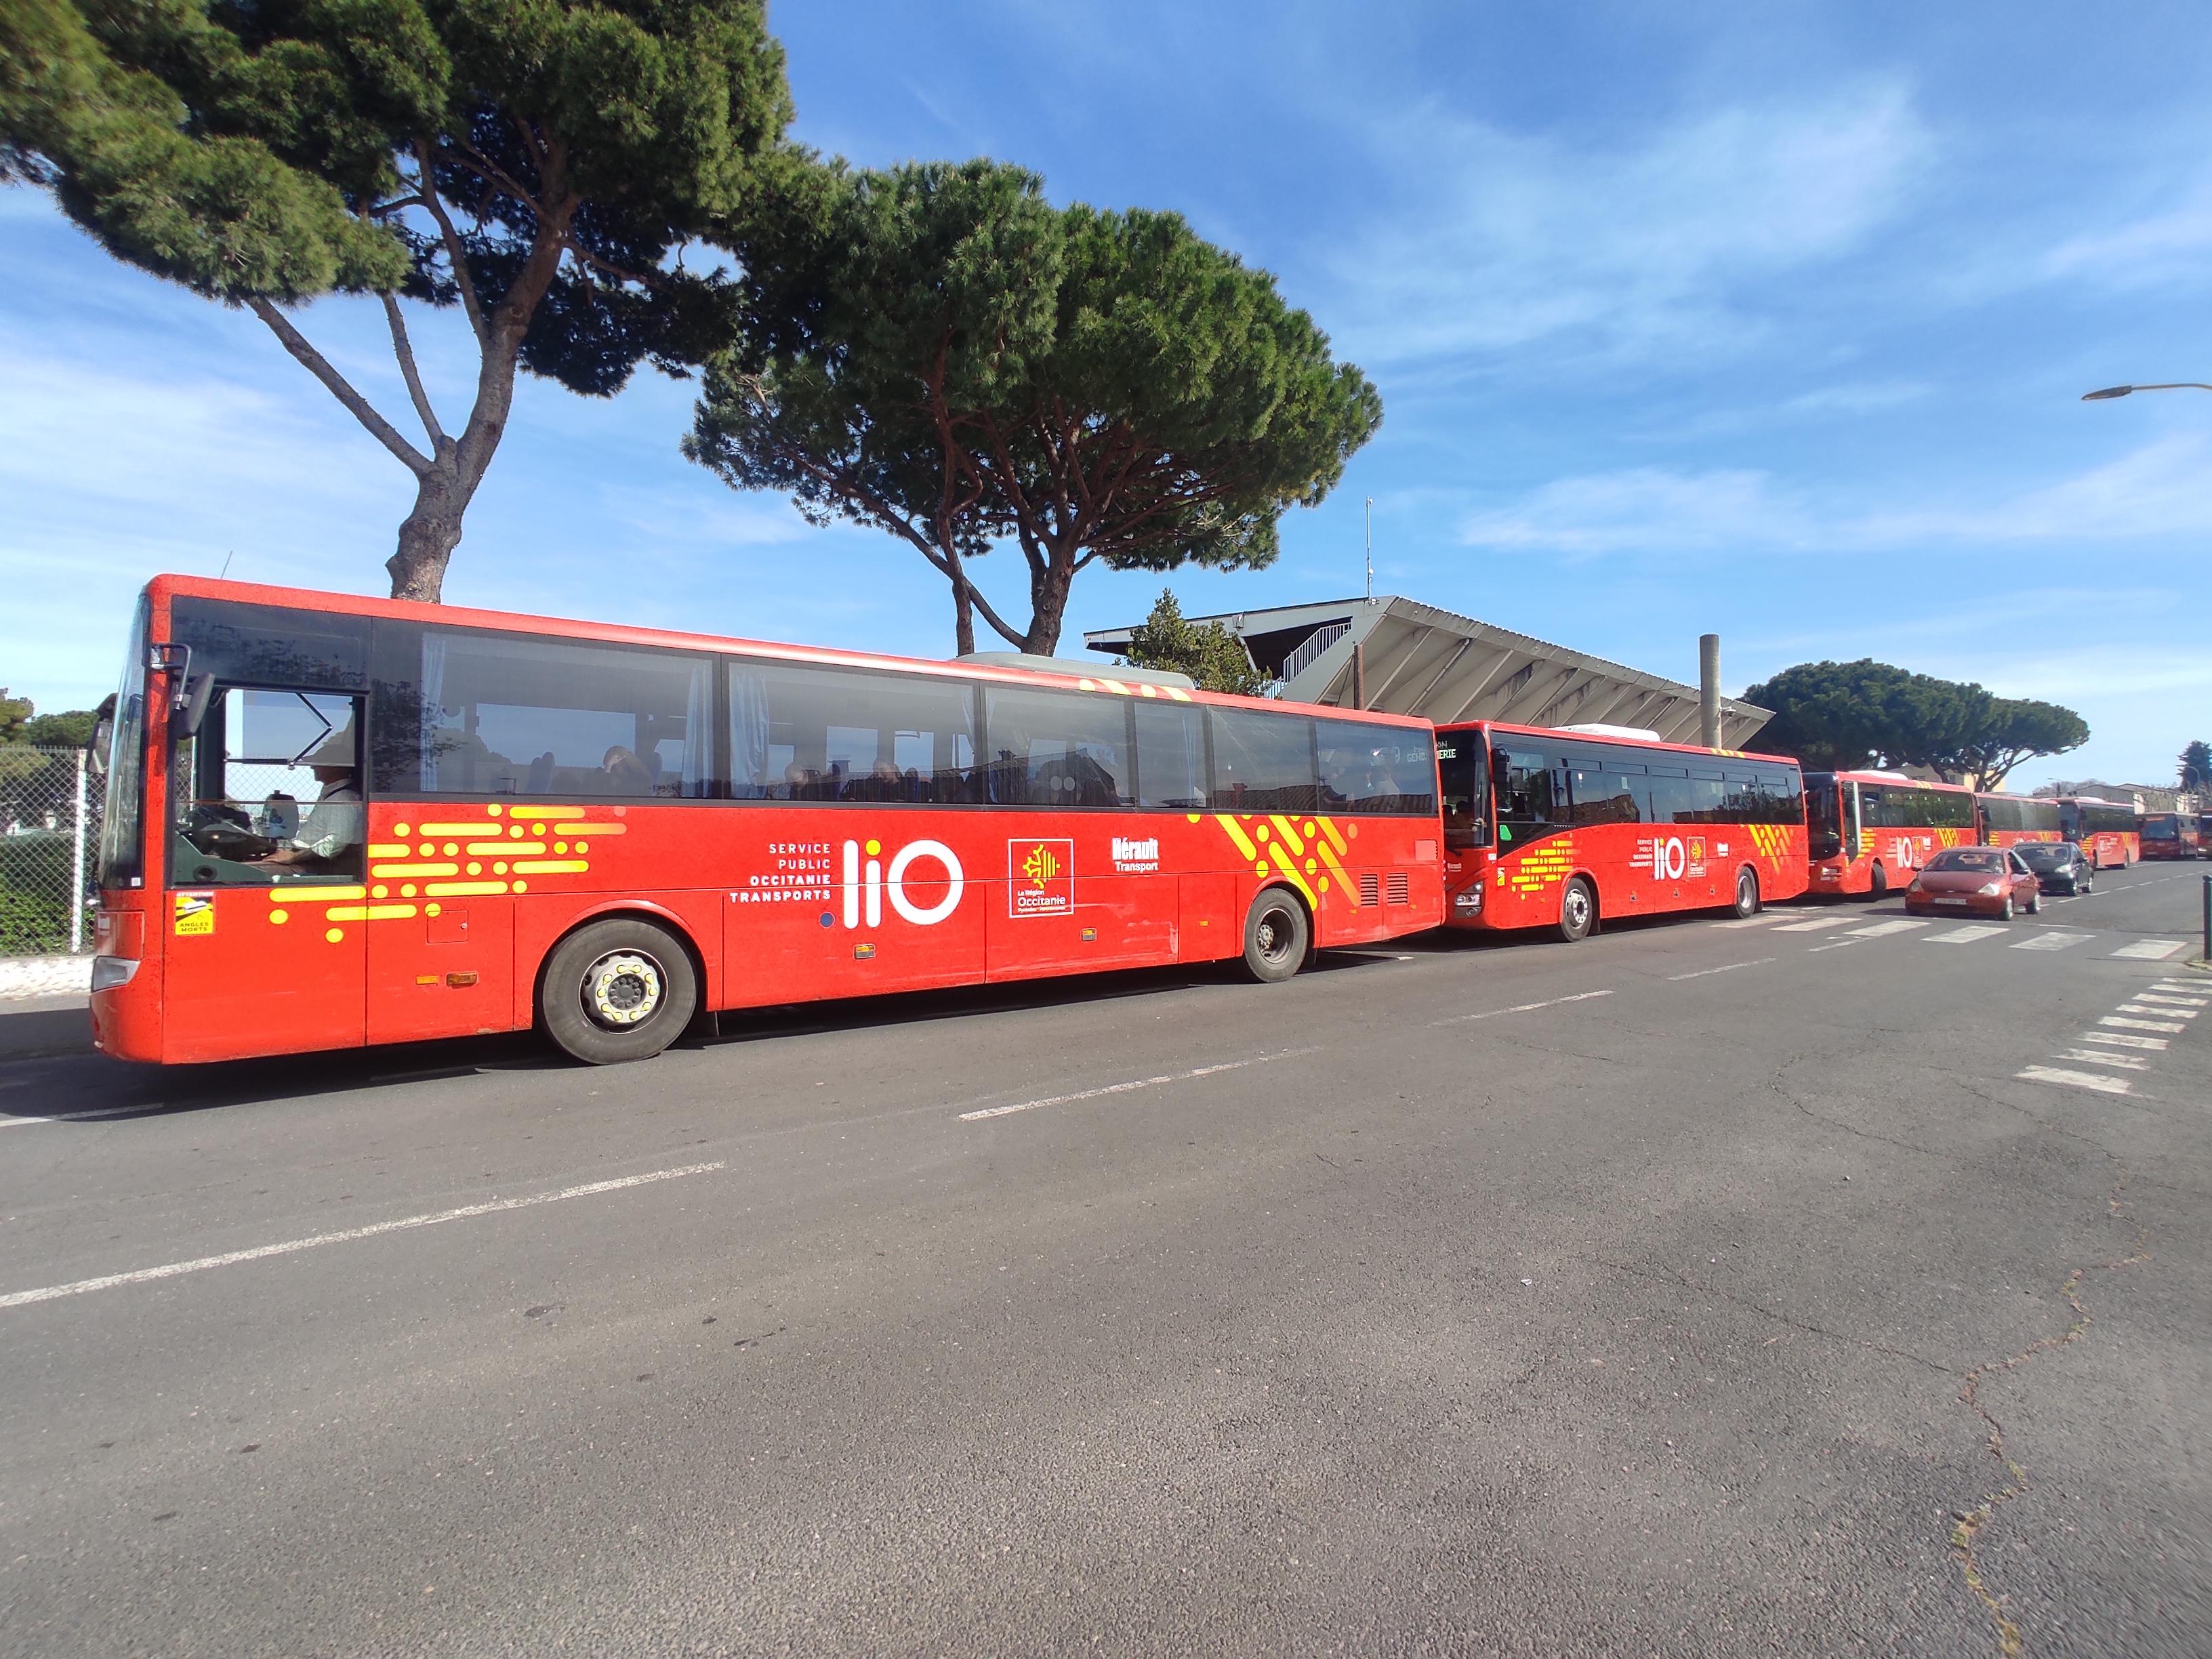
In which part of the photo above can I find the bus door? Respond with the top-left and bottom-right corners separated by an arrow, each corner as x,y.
162,685 -> 367,1061
1843,781 -> 1863,863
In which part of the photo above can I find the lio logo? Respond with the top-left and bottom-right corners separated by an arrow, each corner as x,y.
842,838 -> 964,928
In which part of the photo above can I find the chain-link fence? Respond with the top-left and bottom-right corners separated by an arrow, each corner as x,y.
0,747 -> 106,958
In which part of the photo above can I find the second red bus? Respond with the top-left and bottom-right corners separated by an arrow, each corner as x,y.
2056,797 -> 2139,869
2137,811 -> 2203,861
1437,722 -> 1808,941
1803,771 -> 1977,897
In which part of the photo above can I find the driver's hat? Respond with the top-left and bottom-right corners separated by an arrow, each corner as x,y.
305,725 -> 357,769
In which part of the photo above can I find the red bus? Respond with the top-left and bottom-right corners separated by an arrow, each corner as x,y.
2136,811 -> 2203,861
1803,771 -> 1976,897
87,577 -> 1443,1066
1435,722 -> 1808,941
2056,797 -> 2139,869
1975,791 -> 2062,848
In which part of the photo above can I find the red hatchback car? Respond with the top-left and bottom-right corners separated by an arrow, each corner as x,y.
1904,846 -> 2043,919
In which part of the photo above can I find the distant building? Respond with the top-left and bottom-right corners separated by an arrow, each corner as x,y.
2036,780 -> 2197,812
1084,594 -> 1774,748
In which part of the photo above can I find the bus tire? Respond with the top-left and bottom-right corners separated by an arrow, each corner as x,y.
1241,886 -> 1309,983
1867,863 -> 1888,900
540,916 -> 700,1065
1558,877 -> 1597,943
1730,866 -> 1761,918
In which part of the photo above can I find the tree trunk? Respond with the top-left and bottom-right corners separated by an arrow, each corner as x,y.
388,468 -> 470,602
1023,554 -> 1078,655
947,550 -> 977,656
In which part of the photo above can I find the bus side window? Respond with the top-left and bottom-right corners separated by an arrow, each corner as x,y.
1133,701 -> 1207,810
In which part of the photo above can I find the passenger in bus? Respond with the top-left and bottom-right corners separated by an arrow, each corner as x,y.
601,745 -> 657,796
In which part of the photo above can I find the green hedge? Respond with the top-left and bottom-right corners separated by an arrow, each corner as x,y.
0,833 -> 75,955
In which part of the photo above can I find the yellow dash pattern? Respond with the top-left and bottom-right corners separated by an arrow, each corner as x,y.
1214,815 -> 1258,860
326,903 -> 419,922
468,840 -> 541,855
562,823 -> 625,836
1315,840 -> 1353,898
425,880 -> 511,897
1502,836 -> 1576,895
366,843 -> 410,860
1268,815 -> 1307,857
266,886 -> 367,905
371,862 -> 460,878
508,805 -> 586,821
512,859 -> 589,875
1315,815 -> 1349,856
417,821 -> 499,836
1274,864 -> 1319,909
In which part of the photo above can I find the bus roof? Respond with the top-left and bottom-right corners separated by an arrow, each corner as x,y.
138,573 -> 1435,730
1439,714 -> 1800,769
1809,769 -> 1973,791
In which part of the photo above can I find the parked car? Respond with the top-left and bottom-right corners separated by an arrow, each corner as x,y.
2011,839 -> 2095,895
1904,846 -> 2043,919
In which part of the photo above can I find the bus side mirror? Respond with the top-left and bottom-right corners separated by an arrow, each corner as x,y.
89,716 -> 112,773
177,673 -> 216,737
1490,754 -> 1511,794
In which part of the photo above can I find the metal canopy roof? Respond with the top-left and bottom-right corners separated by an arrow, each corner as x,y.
1084,595 -> 1773,749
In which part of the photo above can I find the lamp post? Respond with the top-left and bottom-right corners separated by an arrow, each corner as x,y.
2081,383 -> 2212,400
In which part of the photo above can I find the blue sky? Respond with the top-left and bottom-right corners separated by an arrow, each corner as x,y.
3,0 -> 2209,790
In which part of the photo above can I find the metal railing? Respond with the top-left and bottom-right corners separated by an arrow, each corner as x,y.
0,746 -> 105,958
1279,620 -> 1351,684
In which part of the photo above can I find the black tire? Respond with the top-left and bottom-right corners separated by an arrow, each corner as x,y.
1867,863 -> 1889,901
1999,894 -> 2014,922
1558,876 -> 1597,943
1240,886 -> 1309,983
539,916 -> 699,1065
2025,887 -> 2043,915
1731,865 -> 1761,919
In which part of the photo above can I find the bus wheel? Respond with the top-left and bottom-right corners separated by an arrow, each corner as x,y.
1558,877 -> 1597,943
1867,863 -> 1888,900
1731,866 -> 1761,918
1241,887 -> 1309,983
541,917 -> 699,1065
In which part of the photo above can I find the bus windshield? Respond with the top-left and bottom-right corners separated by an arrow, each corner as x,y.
96,597 -> 149,889
1437,729 -> 1488,847
1805,777 -> 1841,859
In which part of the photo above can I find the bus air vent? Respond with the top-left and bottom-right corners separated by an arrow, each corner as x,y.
1387,872 -> 1410,906
1357,872 -> 1380,909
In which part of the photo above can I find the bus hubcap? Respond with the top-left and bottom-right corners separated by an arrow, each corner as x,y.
584,951 -> 663,1028
1565,890 -> 1589,930
1257,910 -> 1292,963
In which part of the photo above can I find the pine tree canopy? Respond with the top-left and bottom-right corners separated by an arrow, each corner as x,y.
687,158 -> 1382,655
2,0 -> 793,597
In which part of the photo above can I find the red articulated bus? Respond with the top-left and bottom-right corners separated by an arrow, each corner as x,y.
2055,797 -> 2139,869
87,577 -> 1443,1066
1975,791 -> 2063,848
1435,722 -> 1808,942
2135,811 -> 2202,861
1802,771 -> 1976,898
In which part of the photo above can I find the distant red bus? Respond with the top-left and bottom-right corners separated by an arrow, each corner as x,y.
1436,722 -> 1808,941
88,577 -> 1443,1066
1803,771 -> 1976,897
1976,791 -> 2062,848
2137,811 -> 2203,861
2057,797 -> 2139,869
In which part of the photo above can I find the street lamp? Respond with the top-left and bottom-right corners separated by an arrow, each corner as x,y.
2081,382 -> 2212,400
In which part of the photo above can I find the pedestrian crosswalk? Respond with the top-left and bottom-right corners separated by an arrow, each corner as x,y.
2017,977 -> 2205,1099
1739,905 -> 2196,961
1927,924 -> 2007,944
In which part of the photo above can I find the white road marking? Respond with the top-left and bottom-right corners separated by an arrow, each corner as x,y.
1772,916 -> 1853,933
0,1116 -> 58,1130
2081,1031 -> 2167,1051
2017,1065 -> 2133,1096
2151,981 -> 2209,993
1713,912 -> 1793,929
2118,1002 -> 2196,1018
2011,933 -> 2089,951
1926,925 -> 2006,944
0,1162 -> 726,1313
2053,1047 -> 2149,1070
958,1048 -> 1317,1121
2133,994 -> 2207,1008
2112,939 -> 2188,960
1668,957 -> 1776,981
2100,1015 -> 2186,1033
1807,939 -> 1865,953
1431,989 -> 1616,1027
1845,920 -> 1929,938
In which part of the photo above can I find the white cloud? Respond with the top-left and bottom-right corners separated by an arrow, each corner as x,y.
1316,80 -> 1933,367
2042,174 -> 2212,289
1460,434 -> 2212,556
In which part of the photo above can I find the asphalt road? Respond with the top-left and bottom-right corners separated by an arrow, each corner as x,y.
2,865 -> 2207,1656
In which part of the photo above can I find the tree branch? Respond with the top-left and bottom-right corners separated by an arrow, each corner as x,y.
413,139 -> 486,344
382,295 -> 447,449
562,235 -> 663,292
247,298 -> 430,478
